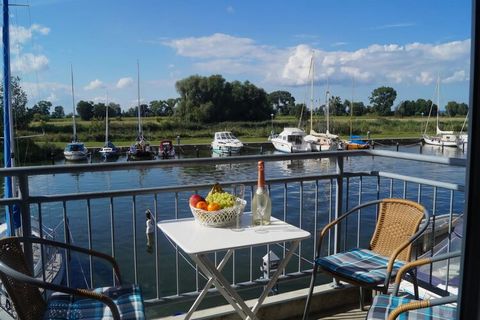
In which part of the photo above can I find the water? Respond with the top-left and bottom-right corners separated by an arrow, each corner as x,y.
24,143 -> 466,317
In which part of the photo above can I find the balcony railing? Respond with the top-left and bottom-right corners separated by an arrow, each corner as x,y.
0,150 -> 465,317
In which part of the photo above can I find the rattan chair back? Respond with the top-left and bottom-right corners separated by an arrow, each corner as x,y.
0,237 -> 46,320
370,199 -> 426,261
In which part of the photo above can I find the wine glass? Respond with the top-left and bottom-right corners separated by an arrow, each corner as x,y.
231,184 -> 245,231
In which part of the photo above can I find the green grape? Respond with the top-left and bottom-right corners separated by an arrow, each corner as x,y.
206,192 -> 235,209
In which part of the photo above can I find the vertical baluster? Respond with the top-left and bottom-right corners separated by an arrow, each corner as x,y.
334,157 -> 344,256
110,197 -> 116,285
344,177 -> 350,251
62,201 -> 70,287
313,180 -> 318,261
298,181 -> 303,271
403,181 -> 407,199
357,177 -> 363,247
250,185 -> 254,281
38,203 -> 46,299
328,179 -> 333,256
283,183 -> 287,275
445,190 -> 454,290
87,199 -> 93,288
428,187 -> 438,284
389,178 -> 393,198
132,196 -> 138,284
154,193 -> 161,299
175,192 -> 179,295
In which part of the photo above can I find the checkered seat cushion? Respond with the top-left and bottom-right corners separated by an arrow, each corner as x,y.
367,294 -> 457,320
43,285 -> 145,320
315,248 -> 405,284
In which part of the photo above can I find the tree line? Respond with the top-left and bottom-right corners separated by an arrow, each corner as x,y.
0,75 -> 469,131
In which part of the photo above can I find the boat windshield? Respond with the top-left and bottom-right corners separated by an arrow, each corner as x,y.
288,135 -> 303,144
220,133 -> 228,140
65,144 -> 85,152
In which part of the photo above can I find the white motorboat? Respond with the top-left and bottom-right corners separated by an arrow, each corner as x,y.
64,142 -> 88,161
271,127 -> 311,153
211,131 -> 243,154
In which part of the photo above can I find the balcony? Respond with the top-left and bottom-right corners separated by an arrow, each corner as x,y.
0,149 -> 464,319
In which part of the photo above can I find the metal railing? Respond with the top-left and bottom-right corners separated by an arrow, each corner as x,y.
0,150 -> 465,314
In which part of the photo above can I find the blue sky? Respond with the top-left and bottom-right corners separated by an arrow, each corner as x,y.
5,0 -> 472,111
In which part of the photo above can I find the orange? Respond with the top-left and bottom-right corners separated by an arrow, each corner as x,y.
207,202 -> 221,211
196,201 -> 208,211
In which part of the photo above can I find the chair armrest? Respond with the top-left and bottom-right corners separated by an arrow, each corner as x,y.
391,250 -> 461,296
387,295 -> 457,320
17,236 -> 122,284
0,260 -> 121,320
315,199 -> 386,259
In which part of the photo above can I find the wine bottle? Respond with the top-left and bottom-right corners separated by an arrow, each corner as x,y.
252,161 -> 272,226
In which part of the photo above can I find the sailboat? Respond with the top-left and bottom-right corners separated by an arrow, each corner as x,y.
127,61 -> 155,161
459,112 -> 468,146
64,66 -> 89,161
422,77 -> 460,148
344,78 -> 369,150
99,92 -> 120,160
303,53 -> 340,151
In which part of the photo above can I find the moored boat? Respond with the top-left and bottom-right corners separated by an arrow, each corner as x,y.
64,67 -> 88,161
99,95 -> 119,160
344,135 -> 370,150
271,127 -> 311,153
159,140 -> 176,159
211,131 -> 243,154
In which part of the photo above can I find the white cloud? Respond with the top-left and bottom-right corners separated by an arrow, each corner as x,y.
164,33 -> 271,59
165,33 -> 470,88
443,70 -> 467,83
370,22 -> 415,30
11,53 -> 49,73
116,77 -> 134,88
22,81 -> 70,104
84,79 -> 105,90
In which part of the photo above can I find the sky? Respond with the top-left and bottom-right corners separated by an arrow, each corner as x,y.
3,0 -> 472,112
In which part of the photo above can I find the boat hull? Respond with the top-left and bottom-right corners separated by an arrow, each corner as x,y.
127,151 -> 155,161
344,142 -> 370,150
271,139 -> 311,153
211,144 -> 242,154
64,151 -> 88,161
423,135 -> 460,147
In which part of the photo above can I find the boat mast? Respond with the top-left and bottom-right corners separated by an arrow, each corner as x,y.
325,85 -> 330,135
436,74 -> 440,134
350,77 -> 354,138
3,0 -> 17,235
105,90 -> 109,145
309,53 -> 314,133
70,65 -> 77,142
137,60 -> 142,139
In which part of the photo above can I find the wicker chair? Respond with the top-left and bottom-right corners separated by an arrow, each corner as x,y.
0,236 -> 146,320
302,198 -> 430,320
367,250 -> 459,320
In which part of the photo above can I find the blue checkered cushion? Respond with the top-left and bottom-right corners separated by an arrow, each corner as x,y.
316,248 -> 405,284
43,285 -> 145,319
367,294 -> 457,319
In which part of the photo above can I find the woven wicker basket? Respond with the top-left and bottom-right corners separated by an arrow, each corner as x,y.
190,199 -> 246,227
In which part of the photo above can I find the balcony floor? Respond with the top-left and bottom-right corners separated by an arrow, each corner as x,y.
302,308 -> 367,320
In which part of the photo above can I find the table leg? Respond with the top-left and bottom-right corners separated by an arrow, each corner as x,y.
249,240 -> 300,317
184,250 -> 234,319
194,253 -> 259,320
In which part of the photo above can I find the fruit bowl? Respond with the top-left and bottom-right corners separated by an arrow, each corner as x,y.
190,198 -> 246,227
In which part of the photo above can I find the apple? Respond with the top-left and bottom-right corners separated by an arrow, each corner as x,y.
189,194 -> 204,207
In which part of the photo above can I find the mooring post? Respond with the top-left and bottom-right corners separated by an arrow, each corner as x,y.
419,143 -> 423,154
371,141 -> 375,149
195,147 -> 199,158
396,142 -> 399,151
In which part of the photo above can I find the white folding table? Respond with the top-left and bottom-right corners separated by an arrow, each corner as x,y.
157,213 -> 310,320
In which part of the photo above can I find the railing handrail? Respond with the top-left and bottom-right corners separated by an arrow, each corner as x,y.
0,149 -> 466,178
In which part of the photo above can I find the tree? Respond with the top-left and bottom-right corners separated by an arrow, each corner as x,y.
0,76 -> 30,130
369,86 -> 397,116
51,106 -> 65,118
445,101 -> 468,117
344,100 -> 367,116
329,96 -> 346,116
268,91 -> 295,115
175,75 -> 272,122
30,100 -> 52,116
76,100 -> 94,120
